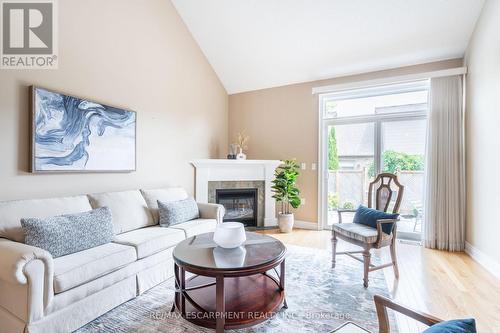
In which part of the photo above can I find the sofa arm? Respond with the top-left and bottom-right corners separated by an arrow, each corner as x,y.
0,239 -> 54,313
197,203 -> 225,224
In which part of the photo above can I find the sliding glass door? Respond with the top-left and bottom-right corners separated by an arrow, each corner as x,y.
326,122 -> 375,225
380,119 -> 426,237
320,81 -> 429,240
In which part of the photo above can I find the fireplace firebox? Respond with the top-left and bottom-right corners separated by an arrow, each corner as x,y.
216,188 -> 258,227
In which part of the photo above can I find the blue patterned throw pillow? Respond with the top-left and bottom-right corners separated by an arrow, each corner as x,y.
423,319 -> 476,333
21,207 -> 114,258
353,205 -> 399,234
158,197 -> 199,227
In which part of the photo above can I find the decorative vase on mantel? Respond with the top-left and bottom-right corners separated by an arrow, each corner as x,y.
236,147 -> 246,160
235,131 -> 249,160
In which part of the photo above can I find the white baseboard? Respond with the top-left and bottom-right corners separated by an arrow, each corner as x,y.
465,241 -> 500,280
293,220 -> 320,230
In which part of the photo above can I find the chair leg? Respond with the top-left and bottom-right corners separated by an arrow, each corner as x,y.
332,231 -> 337,268
363,249 -> 371,288
390,240 -> 399,279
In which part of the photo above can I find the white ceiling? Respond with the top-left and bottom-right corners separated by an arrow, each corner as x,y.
172,0 -> 484,94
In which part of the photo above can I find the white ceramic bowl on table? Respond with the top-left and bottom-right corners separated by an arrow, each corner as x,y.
213,222 -> 246,248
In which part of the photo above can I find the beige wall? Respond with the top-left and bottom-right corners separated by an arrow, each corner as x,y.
465,0 -> 500,264
229,59 -> 462,223
0,0 -> 228,201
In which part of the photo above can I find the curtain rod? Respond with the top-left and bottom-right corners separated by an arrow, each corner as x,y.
312,66 -> 467,95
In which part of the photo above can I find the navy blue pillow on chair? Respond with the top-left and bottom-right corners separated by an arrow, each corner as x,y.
423,319 -> 476,333
352,205 -> 399,234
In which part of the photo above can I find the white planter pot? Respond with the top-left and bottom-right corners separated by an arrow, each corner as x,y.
278,213 -> 294,233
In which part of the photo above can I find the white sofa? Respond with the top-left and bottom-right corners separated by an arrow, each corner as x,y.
0,187 -> 224,333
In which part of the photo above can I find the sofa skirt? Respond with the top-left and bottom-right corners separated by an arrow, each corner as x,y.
27,277 -> 136,333
137,258 -> 174,294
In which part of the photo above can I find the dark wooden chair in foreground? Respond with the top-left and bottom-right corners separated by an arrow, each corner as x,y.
332,173 -> 404,287
374,295 -> 442,333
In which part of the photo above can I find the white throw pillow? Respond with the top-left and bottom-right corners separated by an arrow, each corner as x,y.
88,190 -> 154,234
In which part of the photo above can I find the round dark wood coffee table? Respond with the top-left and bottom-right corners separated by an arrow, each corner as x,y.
171,231 -> 287,333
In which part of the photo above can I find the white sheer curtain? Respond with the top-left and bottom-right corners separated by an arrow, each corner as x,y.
423,75 -> 466,251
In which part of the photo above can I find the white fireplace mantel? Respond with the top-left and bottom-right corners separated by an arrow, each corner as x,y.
191,159 -> 281,227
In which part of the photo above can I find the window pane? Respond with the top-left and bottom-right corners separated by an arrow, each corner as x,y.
327,123 -> 375,225
323,90 -> 428,118
381,119 -> 426,233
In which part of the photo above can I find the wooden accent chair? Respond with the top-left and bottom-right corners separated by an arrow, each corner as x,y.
374,295 -> 442,333
332,173 -> 404,288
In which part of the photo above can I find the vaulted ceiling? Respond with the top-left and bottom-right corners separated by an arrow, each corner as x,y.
172,0 -> 484,94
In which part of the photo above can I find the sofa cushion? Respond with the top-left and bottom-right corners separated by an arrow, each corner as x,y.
158,198 -> 200,227
0,195 -> 92,243
170,218 -> 218,238
53,243 -> 136,293
332,222 -> 392,244
141,187 -> 189,223
113,226 -> 185,259
21,207 -> 114,258
88,190 -> 154,234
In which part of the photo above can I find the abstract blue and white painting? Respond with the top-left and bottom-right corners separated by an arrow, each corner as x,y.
32,87 -> 136,172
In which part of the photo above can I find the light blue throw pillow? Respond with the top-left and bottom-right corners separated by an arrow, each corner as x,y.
158,197 -> 199,227
21,207 -> 114,258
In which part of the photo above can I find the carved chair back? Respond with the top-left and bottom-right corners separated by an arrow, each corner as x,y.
367,173 -> 404,214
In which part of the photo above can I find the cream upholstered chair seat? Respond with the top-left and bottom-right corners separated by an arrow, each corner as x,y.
332,223 -> 393,244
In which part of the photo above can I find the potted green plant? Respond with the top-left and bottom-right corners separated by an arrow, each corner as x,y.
271,159 -> 301,233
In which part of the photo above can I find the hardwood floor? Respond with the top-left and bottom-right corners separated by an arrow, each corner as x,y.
257,229 -> 500,333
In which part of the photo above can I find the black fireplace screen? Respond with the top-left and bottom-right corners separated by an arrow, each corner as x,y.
215,188 -> 258,227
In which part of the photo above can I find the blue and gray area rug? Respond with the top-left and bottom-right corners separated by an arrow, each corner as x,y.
77,245 -> 396,333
